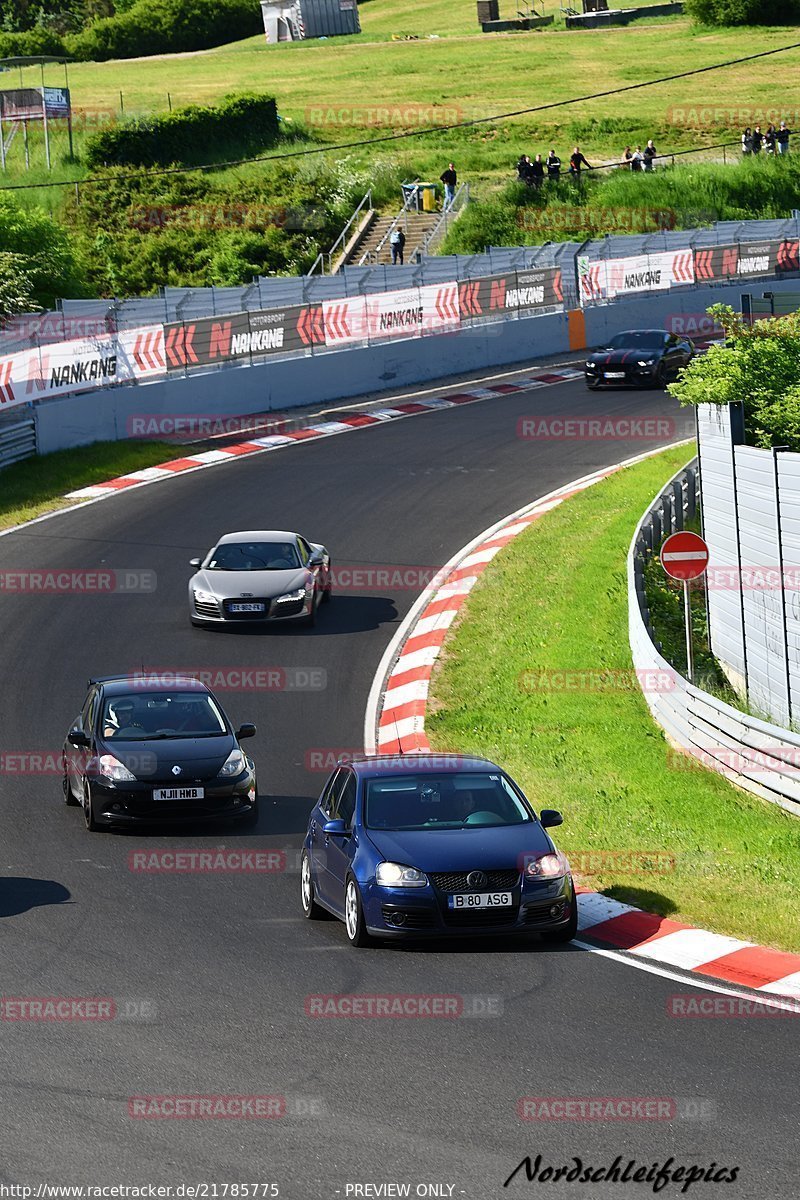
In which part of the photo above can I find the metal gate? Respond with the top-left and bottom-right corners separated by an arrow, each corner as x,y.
0,405 -> 36,469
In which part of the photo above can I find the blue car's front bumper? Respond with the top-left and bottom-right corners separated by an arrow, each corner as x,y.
359,874 -> 576,939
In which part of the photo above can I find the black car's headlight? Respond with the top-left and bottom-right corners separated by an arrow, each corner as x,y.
585,361 -> 596,369
376,862 -> 428,888
96,753 -> 137,783
218,748 -> 247,778
524,851 -> 570,879
637,358 -> 656,367
275,587 -> 306,604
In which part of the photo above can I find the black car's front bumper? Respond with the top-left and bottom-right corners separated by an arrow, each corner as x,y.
585,363 -> 660,387
88,771 -> 256,825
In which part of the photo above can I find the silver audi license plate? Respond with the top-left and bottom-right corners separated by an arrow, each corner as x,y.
229,602 -> 265,613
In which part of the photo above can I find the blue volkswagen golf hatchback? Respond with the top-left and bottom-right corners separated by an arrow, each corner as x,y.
300,754 -> 577,947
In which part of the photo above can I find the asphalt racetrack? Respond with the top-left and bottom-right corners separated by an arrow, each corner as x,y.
0,374 -> 794,1199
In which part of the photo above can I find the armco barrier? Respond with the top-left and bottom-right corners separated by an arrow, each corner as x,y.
629,459 -> 800,816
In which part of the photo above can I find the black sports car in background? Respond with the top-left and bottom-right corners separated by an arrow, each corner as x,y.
62,675 -> 258,830
585,329 -> 694,389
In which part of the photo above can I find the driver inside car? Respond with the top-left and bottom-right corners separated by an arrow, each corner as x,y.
103,699 -> 142,738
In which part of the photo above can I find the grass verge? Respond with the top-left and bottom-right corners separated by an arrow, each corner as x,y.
427,444 -> 800,952
0,441 -> 179,532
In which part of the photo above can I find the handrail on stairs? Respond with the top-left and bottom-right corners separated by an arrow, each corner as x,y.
306,189 -> 373,275
358,180 -> 421,267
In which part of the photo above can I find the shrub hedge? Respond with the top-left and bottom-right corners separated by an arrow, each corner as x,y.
84,93 -> 279,168
66,0 -> 262,61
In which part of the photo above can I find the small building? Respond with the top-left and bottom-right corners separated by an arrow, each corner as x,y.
260,0 -> 360,42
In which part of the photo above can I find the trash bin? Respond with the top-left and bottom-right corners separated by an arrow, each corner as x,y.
401,182 -> 422,212
419,183 -> 438,212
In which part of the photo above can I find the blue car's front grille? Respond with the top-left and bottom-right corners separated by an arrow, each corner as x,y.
430,869 -> 519,893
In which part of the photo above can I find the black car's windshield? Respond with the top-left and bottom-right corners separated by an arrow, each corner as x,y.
206,541 -> 300,571
364,772 -> 533,831
606,331 -> 667,350
101,692 -> 227,740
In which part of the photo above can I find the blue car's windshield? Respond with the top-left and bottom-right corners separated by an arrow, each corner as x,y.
364,772 -> 532,831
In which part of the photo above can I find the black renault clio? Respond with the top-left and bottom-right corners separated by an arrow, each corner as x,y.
62,675 -> 258,831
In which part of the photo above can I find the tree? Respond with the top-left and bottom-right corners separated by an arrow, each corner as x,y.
668,304 -> 800,450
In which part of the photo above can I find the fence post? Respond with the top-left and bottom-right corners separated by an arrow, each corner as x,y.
773,446 -> 792,726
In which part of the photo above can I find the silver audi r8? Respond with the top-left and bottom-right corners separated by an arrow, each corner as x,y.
189,530 -> 332,627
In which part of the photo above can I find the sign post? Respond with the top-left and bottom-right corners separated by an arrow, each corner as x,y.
660,530 -> 710,685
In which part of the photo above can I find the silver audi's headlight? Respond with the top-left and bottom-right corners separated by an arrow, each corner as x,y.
376,862 -> 428,888
193,588 -> 215,604
275,588 -> 306,604
218,748 -> 247,778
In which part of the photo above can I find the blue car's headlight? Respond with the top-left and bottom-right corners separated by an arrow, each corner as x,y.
376,862 -> 428,888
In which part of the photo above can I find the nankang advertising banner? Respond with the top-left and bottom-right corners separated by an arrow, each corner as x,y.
579,250 -> 694,303
458,269 -> 563,319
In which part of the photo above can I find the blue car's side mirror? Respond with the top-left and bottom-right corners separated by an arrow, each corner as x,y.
323,818 -> 348,836
540,809 -> 563,828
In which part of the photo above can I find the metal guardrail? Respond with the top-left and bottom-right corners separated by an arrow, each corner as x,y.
307,189 -> 373,276
0,411 -> 36,468
629,457 -> 800,816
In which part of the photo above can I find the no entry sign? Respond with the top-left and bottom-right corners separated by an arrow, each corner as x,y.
661,531 -> 709,581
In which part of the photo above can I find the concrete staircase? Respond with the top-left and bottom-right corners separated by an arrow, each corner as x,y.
344,210 -> 441,267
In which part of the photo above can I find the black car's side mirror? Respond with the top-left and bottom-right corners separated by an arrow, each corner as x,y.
308,553 -> 324,567
68,729 -> 90,748
189,558 -> 201,568
323,818 -> 348,836
236,723 -> 257,740
540,808 -> 563,828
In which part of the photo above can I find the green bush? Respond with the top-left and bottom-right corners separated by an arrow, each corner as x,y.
67,0 -> 262,61
84,93 -> 279,169
684,0 -> 800,23
0,27 -> 67,55
0,195 -> 87,307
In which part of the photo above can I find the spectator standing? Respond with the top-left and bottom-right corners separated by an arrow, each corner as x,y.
389,226 -> 405,265
569,145 -> 591,176
516,154 -> 529,182
777,120 -> 791,154
440,162 -> 457,210
631,146 -> 644,172
546,148 -> 561,179
751,125 -> 763,153
643,139 -> 657,171
742,127 -> 752,154
530,153 -> 545,189
765,123 -> 777,154
622,145 -> 633,168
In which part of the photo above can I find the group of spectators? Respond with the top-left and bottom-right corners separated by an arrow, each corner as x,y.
515,146 -> 592,186
741,122 -> 791,155
515,140 -> 660,186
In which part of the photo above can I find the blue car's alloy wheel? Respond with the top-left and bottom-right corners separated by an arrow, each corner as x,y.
345,878 -> 370,947
301,851 -> 326,920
